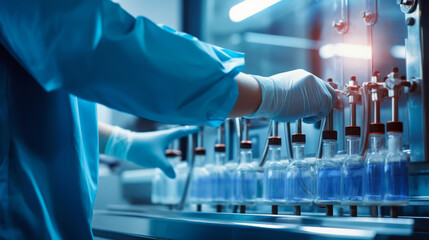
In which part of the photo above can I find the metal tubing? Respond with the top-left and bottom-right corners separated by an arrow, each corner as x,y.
258,121 -> 272,168
244,119 -> 250,141
374,101 -> 381,123
392,98 -> 399,122
316,118 -> 327,159
285,122 -> 293,159
360,85 -> 371,157
197,204 -> 202,212
351,104 -> 357,126
297,119 -> 302,134
216,205 -> 222,213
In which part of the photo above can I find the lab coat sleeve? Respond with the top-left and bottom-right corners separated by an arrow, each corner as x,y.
0,0 -> 243,126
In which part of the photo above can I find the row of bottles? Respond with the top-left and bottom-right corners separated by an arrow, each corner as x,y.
151,124 -> 408,206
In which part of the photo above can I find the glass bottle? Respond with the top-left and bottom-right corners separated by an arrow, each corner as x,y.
384,122 -> 409,203
263,136 -> 285,202
210,144 -> 230,203
189,148 -> 210,203
364,123 -> 386,203
151,168 -> 162,204
162,150 -> 182,204
316,131 -> 342,204
342,127 -> 364,203
234,141 -> 258,203
285,134 -> 312,205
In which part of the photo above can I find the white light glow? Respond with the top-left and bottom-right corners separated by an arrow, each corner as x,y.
391,45 -> 406,59
229,0 -> 281,22
301,226 -> 375,238
319,43 -> 372,60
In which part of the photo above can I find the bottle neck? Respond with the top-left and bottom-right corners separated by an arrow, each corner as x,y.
322,140 -> 337,158
292,143 -> 305,160
369,134 -> 385,153
240,148 -> 253,164
387,132 -> 402,153
267,145 -> 281,162
346,136 -> 360,155
215,152 -> 226,165
194,155 -> 205,167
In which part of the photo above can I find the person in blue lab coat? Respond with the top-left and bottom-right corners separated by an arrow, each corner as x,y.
0,0 -> 336,239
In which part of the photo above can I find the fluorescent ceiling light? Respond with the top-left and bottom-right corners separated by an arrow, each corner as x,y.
319,43 -> 372,60
229,0 -> 281,22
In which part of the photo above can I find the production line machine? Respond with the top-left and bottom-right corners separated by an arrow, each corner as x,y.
92,0 -> 429,239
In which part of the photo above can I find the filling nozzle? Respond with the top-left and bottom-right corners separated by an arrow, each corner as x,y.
345,76 -> 361,126
385,67 -> 413,122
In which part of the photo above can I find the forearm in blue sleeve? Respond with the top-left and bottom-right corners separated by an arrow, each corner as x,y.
0,0 -> 244,126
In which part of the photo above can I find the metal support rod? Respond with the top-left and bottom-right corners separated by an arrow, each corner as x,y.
350,206 -> 357,217
374,101 -> 381,123
240,205 -> 246,214
294,206 -> 301,216
197,127 -> 204,148
272,121 -> 279,136
392,97 -> 399,121
360,85 -> 371,157
391,206 -> 398,218
244,119 -> 250,141
271,205 -> 278,215
326,205 -> 333,216
176,134 -> 196,210
351,104 -> 357,126
327,111 -> 334,130
297,119 -> 302,134
370,206 -> 378,217
217,123 -> 224,144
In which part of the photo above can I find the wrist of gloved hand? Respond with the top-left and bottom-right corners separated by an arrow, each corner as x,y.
245,70 -> 336,123
104,126 -> 135,161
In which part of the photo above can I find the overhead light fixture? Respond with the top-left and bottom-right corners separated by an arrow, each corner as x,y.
319,43 -> 372,60
229,0 -> 281,22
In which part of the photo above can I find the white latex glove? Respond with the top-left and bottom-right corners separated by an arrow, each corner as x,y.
104,126 -> 199,178
246,69 -> 336,123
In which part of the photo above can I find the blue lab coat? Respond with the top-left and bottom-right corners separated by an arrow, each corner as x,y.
0,0 -> 244,238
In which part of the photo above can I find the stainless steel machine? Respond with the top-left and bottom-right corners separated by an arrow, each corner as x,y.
93,1 -> 429,239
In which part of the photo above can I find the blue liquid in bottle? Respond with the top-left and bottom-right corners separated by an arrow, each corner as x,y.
342,135 -> 364,203
210,148 -> 230,203
233,142 -> 258,203
263,139 -> 286,202
316,137 -> 341,204
189,153 -> 210,203
384,131 -> 409,203
286,141 -> 313,205
365,133 -> 386,203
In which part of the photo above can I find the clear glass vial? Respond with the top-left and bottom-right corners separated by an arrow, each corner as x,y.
384,121 -> 409,204
364,123 -> 386,203
341,126 -> 365,204
263,136 -> 285,202
316,131 -> 342,204
189,148 -> 210,203
233,141 -> 258,203
210,144 -> 230,203
285,134 -> 313,205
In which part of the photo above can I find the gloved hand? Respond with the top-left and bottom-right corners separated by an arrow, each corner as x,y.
104,126 -> 199,178
246,69 -> 336,123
